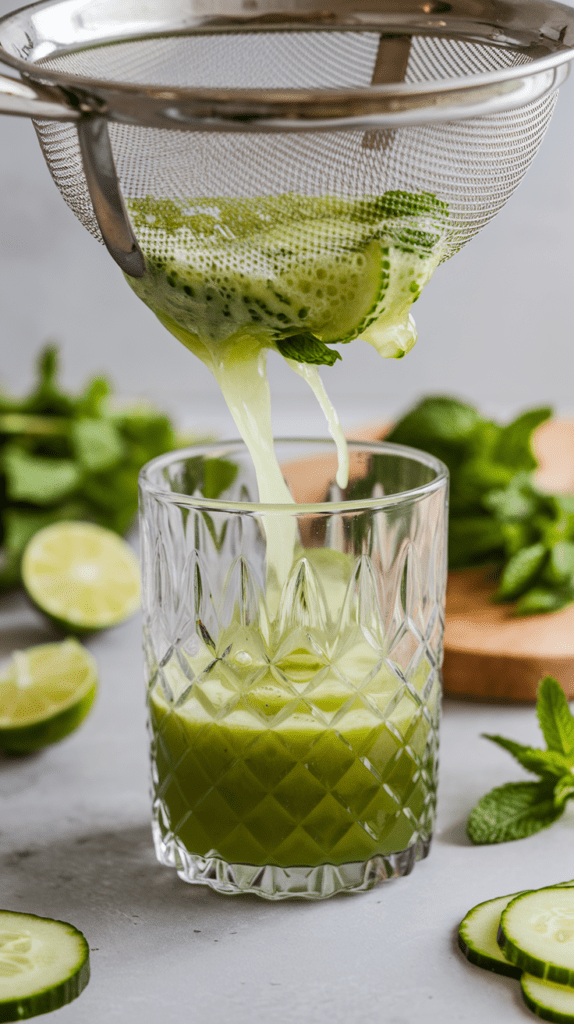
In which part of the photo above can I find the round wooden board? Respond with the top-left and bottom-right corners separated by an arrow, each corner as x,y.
284,418 -> 574,703
444,565 -> 574,702
443,419 -> 574,702
366,417 -> 574,702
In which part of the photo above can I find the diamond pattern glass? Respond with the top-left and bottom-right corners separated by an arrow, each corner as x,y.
139,439 -> 448,899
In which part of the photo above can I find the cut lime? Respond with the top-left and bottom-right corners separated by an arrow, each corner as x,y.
0,639 -> 97,754
21,521 -> 140,633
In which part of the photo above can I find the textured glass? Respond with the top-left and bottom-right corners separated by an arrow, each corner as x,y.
139,439 -> 448,899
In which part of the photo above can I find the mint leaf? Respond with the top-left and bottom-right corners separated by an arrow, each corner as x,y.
516,587 -> 574,616
494,407 -> 552,472
24,346 -> 75,416
537,676 -> 574,758
71,417 -> 125,472
386,396 -> 481,459
482,733 -> 572,779
76,377 -> 111,417
546,541 -> 574,585
554,774 -> 574,809
3,447 -> 82,505
494,542 -> 547,601
483,474 -> 540,523
0,345 -> 181,591
387,394 -> 574,614
276,334 -> 342,367
466,780 -> 561,844
376,190 -> 449,221
467,677 -> 574,843
448,516 -> 504,569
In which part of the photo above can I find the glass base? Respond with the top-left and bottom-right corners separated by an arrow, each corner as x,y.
152,822 -> 432,900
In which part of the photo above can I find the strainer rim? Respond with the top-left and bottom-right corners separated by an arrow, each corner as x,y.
1,0 -> 574,125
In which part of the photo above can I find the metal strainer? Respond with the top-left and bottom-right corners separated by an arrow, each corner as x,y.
0,0 -> 574,280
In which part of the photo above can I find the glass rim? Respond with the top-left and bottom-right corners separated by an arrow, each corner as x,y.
139,437 -> 448,515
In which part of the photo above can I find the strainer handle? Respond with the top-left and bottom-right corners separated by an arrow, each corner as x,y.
77,117 -> 146,279
0,72 -> 80,120
0,72 -> 146,278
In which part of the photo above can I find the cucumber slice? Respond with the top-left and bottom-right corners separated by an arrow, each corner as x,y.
522,974 -> 574,1023
499,887 -> 574,986
458,892 -> 526,978
458,882 -> 574,980
0,911 -> 89,1021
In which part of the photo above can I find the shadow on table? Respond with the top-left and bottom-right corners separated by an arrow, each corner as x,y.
2,822 -> 325,932
0,589 -> 57,660
434,819 -> 473,847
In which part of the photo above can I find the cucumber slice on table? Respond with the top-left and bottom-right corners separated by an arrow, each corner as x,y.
499,887 -> 574,987
458,892 -> 526,978
458,882 -> 574,980
0,911 -> 89,1021
521,974 -> 574,1024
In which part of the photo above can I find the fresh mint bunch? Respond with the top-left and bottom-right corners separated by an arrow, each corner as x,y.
386,396 -> 574,615
0,346 -> 179,591
467,677 -> 574,843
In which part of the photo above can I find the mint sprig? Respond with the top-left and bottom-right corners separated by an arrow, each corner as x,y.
0,345 -> 180,591
467,677 -> 574,843
386,396 -> 574,615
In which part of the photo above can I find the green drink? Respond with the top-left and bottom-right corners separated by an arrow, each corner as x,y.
150,636 -> 439,867
140,441 -> 448,899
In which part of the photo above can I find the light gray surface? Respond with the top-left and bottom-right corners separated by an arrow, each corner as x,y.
2,588 -> 574,1024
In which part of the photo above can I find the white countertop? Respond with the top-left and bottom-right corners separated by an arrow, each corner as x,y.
2,582 -> 574,1024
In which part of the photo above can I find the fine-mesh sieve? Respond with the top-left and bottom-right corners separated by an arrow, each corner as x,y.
0,0 -> 573,280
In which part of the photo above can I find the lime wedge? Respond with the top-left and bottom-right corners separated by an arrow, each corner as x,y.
21,522 -> 140,633
0,639 -> 97,753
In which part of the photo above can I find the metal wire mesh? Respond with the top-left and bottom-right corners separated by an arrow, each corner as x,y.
32,30 -> 556,258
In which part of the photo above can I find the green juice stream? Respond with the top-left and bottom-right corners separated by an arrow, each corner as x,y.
129,192 -> 446,867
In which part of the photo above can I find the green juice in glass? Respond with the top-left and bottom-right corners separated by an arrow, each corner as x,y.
131,192 -> 446,874
150,641 -> 439,867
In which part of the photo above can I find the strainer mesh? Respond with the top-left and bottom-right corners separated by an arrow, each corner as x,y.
32,30 -> 556,257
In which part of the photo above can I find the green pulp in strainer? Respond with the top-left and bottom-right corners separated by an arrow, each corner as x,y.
127,192 -> 446,360
126,191 -> 448,361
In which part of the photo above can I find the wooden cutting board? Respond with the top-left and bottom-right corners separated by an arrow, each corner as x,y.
363,418 -> 574,702
443,419 -> 574,702
284,419 -> 574,702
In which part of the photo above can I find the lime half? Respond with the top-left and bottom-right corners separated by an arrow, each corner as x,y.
22,522 -> 140,633
0,639 -> 97,753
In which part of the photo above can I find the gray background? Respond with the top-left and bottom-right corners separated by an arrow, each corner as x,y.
0,8 -> 573,432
